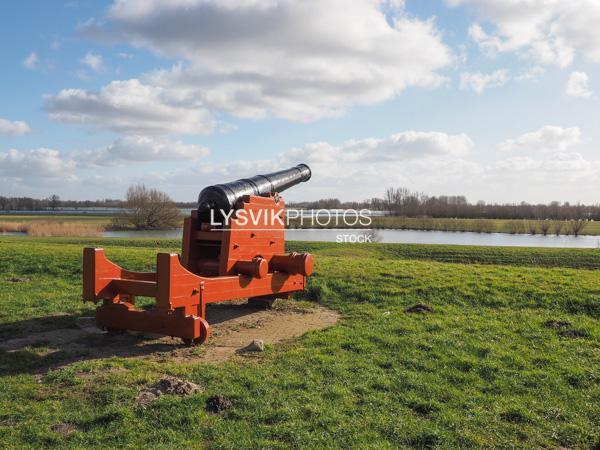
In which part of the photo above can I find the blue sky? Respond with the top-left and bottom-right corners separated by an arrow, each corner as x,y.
0,0 -> 598,203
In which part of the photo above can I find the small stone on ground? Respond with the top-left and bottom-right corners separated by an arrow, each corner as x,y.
237,339 -> 264,353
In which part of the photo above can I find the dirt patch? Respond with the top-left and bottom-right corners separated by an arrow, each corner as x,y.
542,320 -> 588,338
50,423 -> 79,437
544,319 -> 571,329
405,303 -> 434,314
0,300 -> 340,372
0,418 -> 18,427
0,328 -> 87,352
136,376 -> 202,406
196,302 -> 339,363
558,329 -> 589,339
206,395 -> 233,414
5,277 -> 30,283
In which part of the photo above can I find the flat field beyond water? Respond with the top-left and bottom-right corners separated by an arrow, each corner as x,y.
2,214 -> 599,236
0,237 -> 598,448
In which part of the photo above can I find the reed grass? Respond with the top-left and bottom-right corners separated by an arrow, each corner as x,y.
0,221 -> 102,237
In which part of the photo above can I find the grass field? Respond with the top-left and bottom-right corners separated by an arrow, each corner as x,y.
0,237 -> 598,448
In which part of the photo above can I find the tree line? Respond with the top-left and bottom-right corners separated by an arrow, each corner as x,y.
290,187 -> 600,220
0,195 -> 196,211
2,187 -> 599,220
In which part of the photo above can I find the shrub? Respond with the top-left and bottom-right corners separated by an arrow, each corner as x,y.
569,220 -> 587,237
539,220 -> 551,236
505,221 -> 523,234
111,185 -> 182,230
552,221 -> 564,236
473,219 -> 496,233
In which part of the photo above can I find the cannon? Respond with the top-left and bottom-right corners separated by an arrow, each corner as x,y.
82,164 -> 314,344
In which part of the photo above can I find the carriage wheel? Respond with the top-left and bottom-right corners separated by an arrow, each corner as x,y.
182,317 -> 211,345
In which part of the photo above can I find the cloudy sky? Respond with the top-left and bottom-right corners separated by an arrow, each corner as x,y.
0,0 -> 599,203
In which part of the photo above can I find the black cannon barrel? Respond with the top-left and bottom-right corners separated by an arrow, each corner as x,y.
198,164 -> 311,213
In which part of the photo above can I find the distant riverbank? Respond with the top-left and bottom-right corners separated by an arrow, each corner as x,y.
288,216 -> 598,236
1,213 -> 598,237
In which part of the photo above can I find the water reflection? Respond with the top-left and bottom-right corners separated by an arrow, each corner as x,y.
102,228 -> 600,248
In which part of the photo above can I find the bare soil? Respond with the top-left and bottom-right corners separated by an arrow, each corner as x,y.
0,300 -> 340,371
405,303 -> 434,313
50,423 -> 79,437
135,376 -> 203,406
206,395 -> 233,414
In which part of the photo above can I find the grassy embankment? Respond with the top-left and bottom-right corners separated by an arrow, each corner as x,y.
289,216 -> 600,236
0,237 -> 598,448
2,214 -> 599,236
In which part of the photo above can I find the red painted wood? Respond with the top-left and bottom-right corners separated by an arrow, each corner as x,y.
82,195 -> 313,343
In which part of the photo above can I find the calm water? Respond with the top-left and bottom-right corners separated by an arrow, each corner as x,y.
100,228 -> 600,248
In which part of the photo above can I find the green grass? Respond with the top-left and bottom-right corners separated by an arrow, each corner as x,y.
0,237 -> 598,448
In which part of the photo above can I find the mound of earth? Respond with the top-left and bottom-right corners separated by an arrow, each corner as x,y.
405,303 -> 434,313
136,376 -> 202,406
206,395 -> 233,413
544,319 -> 571,329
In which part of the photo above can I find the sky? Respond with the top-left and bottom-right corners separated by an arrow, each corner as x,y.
0,0 -> 599,204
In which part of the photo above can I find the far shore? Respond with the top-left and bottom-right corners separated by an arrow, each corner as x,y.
0,214 -> 597,237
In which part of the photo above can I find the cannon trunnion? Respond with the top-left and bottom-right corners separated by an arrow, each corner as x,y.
82,165 -> 313,344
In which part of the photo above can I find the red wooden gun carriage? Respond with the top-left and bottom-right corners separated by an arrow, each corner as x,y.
83,164 -> 313,344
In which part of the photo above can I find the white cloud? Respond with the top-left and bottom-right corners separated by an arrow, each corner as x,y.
448,0 -> 600,67
498,125 -> 581,153
282,131 -> 473,166
3,128 -> 599,203
459,69 -> 508,94
165,128 -> 597,203
80,51 -> 104,72
44,79 -> 214,135
0,148 -> 77,183
566,71 -> 593,98
22,52 -> 38,69
515,66 -> 545,82
152,130 -> 477,201
0,118 -> 31,136
0,135 -> 209,189
74,135 -> 209,166
78,0 -> 453,122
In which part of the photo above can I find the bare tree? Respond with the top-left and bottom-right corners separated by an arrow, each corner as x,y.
111,185 -> 182,230
505,220 -> 523,234
569,220 -> 587,237
48,194 -> 61,210
551,221 -> 564,236
539,220 -> 551,236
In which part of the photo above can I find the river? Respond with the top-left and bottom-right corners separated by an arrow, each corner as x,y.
100,228 -> 600,248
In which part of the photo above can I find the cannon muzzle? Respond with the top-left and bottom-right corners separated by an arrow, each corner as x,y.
198,164 -> 311,213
